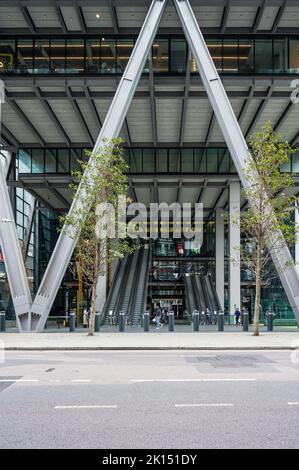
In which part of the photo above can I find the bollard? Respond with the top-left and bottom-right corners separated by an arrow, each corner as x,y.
243,310 -> 249,332
95,311 -> 100,332
0,311 -> 6,332
144,312 -> 150,332
218,310 -> 224,332
69,311 -> 76,332
267,312 -> 274,332
193,310 -> 199,332
168,311 -> 174,332
119,312 -> 125,332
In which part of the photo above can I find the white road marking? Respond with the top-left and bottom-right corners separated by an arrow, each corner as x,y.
175,403 -> 234,408
71,379 -> 91,383
288,402 -> 299,406
0,379 -> 38,383
54,405 -> 118,410
131,378 -> 256,383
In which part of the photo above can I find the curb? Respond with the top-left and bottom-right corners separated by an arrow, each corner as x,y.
3,346 -> 299,351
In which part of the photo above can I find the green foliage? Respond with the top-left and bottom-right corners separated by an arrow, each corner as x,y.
240,121 -> 297,283
59,138 -> 137,288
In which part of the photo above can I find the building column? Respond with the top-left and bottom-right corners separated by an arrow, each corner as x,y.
295,202 -> 299,276
215,209 -> 225,310
229,182 -> 241,323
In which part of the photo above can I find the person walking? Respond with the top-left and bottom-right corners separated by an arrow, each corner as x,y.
155,304 -> 162,329
235,307 -> 241,326
83,308 -> 88,329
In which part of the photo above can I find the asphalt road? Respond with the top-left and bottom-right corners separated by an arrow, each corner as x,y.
0,350 -> 299,449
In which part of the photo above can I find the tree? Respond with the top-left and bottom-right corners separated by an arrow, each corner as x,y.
60,138 -> 136,336
236,122 -> 296,336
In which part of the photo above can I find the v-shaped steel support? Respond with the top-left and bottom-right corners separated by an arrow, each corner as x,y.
1,0 -> 299,332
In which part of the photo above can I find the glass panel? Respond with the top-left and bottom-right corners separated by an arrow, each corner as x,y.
255,39 -> 273,73
207,39 -> 222,72
66,39 -> 84,74
170,39 -> 186,73
57,149 -> 69,173
292,151 -> 299,173
86,38 -> 100,73
19,149 -> 31,173
223,39 -> 238,73
143,149 -> 155,173
17,39 -> 33,73
153,39 -> 169,73
281,158 -> 291,172
290,39 -> 299,72
181,149 -> 194,172
194,149 -> 206,173
34,39 -> 50,74
31,149 -> 44,173
100,38 -> 116,73
239,39 -> 254,73
274,38 -> 288,73
130,149 -> 142,173
169,149 -> 180,172
218,149 -> 230,173
156,149 -> 168,172
116,39 -> 134,73
50,39 -> 65,73
70,149 -> 83,172
45,149 -> 57,173
0,39 -> 15,73
123,148 -> 130,172
207,148 -> 218,172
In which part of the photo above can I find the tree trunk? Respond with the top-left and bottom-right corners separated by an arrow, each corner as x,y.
88,249 -> 99,337
253,249 -> 262,337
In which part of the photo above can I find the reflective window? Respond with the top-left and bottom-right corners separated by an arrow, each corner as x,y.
194,149 -> 207,173
274,38 -> 288,73
156,149 -> 168,172
17,39 -> 33,73
255,39 -> 273,73
169,149 -> 180,172
290,39 -> 299,72
50,39 -> 66,73
0,39 -> 15,73
181,149 -> 194,172
116,39 -> 134,73
153,40 -> 169,73
19,149 -> 31,173
143,149 -> 155,173
57,149 -> 70,173
86,38 -> 100,73
170,39 -> 187,73
34,39 -> 50,74
239,39 -> 254,73
45,149 -> 57,173
66,39 -> 84,74
218,149 -> 230,173
130,148 -> 142,173
292,151 -> 299,172
223,39 -> 238,73
31,149 -> 44,173
207,148 -> 218,172
100,38 -> 116,74
70,149 -> 84,172
207,39 -> 223,72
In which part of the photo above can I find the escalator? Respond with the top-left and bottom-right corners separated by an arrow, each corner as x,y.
101,245 -> 151,326
130,245 -> 151,326
184,275 -> 197,314
185,273 -> 221,319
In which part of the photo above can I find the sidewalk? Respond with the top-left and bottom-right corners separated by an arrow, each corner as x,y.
0,329 -> 299,350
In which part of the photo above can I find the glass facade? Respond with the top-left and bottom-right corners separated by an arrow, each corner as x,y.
1,36 -> 299,75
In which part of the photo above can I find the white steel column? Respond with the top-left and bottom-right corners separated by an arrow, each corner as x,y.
0,81 -> 32,331
229,182 -> 241,321
31,0 -> 168,332
295,202 -> 299,276
216,209 -> 225,310
173,0 -> 299,324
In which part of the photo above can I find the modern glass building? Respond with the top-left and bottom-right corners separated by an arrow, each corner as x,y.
1,0 -> 299,329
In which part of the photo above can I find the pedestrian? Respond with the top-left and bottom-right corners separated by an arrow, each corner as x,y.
108,310 -> 114,326
235,307 -> 241,326
155,304 -> 162,329
83,308 -> 88,328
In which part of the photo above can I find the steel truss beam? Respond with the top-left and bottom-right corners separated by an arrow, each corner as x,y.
173,0 -> 299,323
